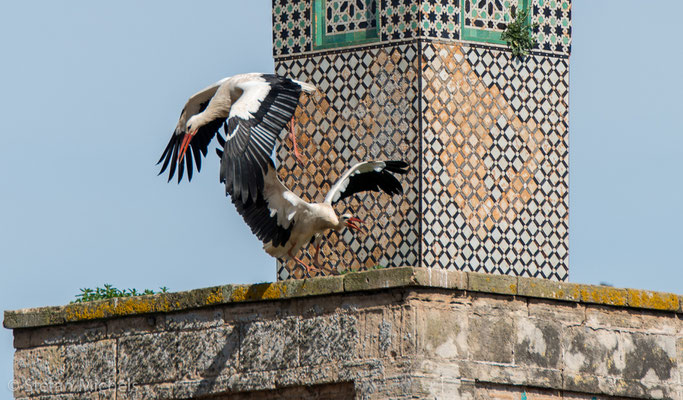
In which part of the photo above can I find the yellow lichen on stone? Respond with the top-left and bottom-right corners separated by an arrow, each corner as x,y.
580,285 -> 627,306
627,289 -> 679,311
205,288 -> 223,305
258,283 -> 287,300
63,295 -> 175,322
230,286 -> 249,302
228,283 -> 287,302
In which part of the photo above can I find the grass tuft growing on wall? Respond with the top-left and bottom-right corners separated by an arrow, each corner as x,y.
72,284 -> 169,303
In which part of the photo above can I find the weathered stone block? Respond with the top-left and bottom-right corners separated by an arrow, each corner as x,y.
359,309 -> 396,359
471,294 -> 526,316
413,268 -> 467,290
106,314 -> 165,338
162,285 -> 226,310
518,277 -> 581,302
27,321 -> 106,348
299,313 -> 359,366
626,288 -> 680,312
117,326 -> 237,385
468,272 -> 517,295
411,362 -> 467,400
12,328 -> 31,350
527,298 -> 585,324
165,307 -> 223,331
515,317 -> 561,369
400,305 -> 418,358
116,383 -> 174,400
579,285 -> 628,307
239,317 -> 299,371
467,314 -> 514,364
459,361 -> 563,390
225,281 -> 307,303
586,305 -> 679,335
621,333 -> 677,384
417,306 -> 468,360
292,275 -> 344,297
343,267 -> 417,292
4,306 -> 65,329
563,326 -> 623,378
13,340 -> 116,397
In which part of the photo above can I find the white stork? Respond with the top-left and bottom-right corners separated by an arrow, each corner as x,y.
157,73 -> 315,202
224,159 -> 409,273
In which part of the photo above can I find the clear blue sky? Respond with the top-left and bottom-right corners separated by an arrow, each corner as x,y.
1,1 -> 681,392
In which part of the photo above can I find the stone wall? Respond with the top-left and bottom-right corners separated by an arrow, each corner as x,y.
5,268 -> 683,399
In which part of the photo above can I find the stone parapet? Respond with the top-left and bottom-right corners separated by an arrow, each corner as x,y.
5,267 -> 681,330
4,268 -> 682,399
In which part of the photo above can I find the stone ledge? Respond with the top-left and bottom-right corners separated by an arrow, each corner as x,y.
4,267 -> 681,329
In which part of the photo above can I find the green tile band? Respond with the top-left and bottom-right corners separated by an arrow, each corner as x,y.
461,0 -> 530,45
313,0 -> 380,50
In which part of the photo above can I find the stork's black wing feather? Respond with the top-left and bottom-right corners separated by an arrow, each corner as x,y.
230,189 -> 293,248
334,161 -> 409,204
157,99 -> 219,183
220,75 -> 305,203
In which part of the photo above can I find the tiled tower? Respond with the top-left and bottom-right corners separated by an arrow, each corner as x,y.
272,0 -> 571,281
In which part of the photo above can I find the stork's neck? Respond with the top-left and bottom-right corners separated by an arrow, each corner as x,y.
310,203 -> 340,230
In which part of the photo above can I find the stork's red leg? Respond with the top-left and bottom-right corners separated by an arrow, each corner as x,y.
289,119 -> 304,166
289,247 -> 319,276
294,256 -> 318,275
314,242 -> 322,269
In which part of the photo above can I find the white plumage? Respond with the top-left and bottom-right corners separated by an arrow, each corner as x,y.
232,160 -> 409,273
157,73 -> 316,203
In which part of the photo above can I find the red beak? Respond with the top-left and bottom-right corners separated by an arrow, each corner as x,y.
346,217 -> 364,232
178,129 -> 197,163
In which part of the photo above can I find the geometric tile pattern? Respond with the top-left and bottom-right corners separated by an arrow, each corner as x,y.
273,0 -> 312,57
463,0 -> 522,31
271,1 -> 570,281
422,0 -> 460,40
421,41 -> 568,280
313,0 -> 381,50
273,0 -> 571,59
326,0 -> 378,33
532,0 -> 571,55
273,44 -> 421,280
461,0 -> 530,45
379,0 -> 420,41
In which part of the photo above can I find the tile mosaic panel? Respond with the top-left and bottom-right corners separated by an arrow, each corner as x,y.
272,0 -> 570,57
532,0 -> 571,55
379,0 -> 420,41
421,41 -> 568,280
420,0 -> 461,40
461,0 -> 530,45
313,0 -> 381,50
326,0 -> 378,33
273,0 -> 312,57
274,44 -> 421,280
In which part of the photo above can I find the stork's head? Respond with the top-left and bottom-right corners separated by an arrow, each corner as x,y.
339,214 -> 364,232
178,117 -> 199,162
185,116 -> 200,136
